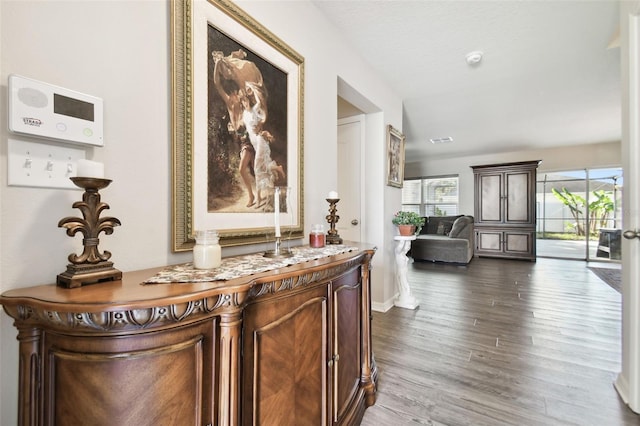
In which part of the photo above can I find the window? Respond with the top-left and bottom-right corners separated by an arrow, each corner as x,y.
401,175 -> 459,216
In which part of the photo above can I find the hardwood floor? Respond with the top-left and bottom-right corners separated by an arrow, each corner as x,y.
361,257 -> 639,426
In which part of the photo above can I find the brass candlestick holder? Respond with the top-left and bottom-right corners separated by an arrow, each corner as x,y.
325,198 -> 343,245
57,177 -> 122,288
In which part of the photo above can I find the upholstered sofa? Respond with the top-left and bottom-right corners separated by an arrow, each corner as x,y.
410,215 -> 475,264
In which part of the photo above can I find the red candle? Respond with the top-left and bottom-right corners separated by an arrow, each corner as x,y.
309,224 -> 325,248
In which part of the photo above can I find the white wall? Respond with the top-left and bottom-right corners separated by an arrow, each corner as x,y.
405,141 -> 621,216
0,1 -> 403,424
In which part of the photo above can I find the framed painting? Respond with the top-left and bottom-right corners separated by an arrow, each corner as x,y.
171,0 -> 304,251
387,125 -> 405,188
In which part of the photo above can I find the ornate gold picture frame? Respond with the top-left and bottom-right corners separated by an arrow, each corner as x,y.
387,125 -> 405,188
171,0 -> 304,251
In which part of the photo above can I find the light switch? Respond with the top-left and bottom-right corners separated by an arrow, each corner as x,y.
8,139 -> 86,189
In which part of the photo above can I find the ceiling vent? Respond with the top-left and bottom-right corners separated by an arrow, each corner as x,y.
430,137 -> 453,144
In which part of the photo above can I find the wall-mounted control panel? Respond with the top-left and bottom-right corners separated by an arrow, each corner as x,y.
8,74 -> 104,146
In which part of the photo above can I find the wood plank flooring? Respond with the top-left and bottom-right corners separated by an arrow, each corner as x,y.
361,257 -> 639,426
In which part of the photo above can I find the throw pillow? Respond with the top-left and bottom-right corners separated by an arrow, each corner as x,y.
436,221 -> 454,235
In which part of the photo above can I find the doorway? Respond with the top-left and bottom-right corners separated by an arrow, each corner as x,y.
536,167 -> 623,261
337,115 -> 364,242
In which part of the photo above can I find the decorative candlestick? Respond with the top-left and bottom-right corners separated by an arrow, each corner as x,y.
264,186 -> 293,258
57,177 -> 122,288
325,198 -> 343,245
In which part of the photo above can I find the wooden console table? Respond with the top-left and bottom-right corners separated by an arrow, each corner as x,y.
1,244 -> 377,426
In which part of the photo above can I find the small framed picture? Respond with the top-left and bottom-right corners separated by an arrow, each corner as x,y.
386,125 -> 405,188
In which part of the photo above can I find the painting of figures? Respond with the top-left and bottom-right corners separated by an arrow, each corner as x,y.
207,26 -> 288,213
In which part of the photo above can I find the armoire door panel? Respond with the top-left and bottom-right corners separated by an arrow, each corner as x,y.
506,172 -> 531,222
479,174 -> 502,222
505,232 -> 533,254
477,231 -> 502,252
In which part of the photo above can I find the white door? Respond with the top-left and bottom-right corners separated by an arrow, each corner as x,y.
337,116 -> 364,242
615,2 -> 640,413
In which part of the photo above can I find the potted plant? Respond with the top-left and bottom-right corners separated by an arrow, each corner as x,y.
392,211 -> 425,236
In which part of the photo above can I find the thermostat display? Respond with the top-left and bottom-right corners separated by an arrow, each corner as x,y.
54,93 -> 95,122
8,74 -> 104,146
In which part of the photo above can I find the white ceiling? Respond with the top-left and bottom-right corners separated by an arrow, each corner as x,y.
313,0 -> 621,161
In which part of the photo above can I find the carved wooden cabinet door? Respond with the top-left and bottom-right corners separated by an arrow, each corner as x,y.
330,267 -> 362,425
241,284 -> 329,425
41,319 -> 217,426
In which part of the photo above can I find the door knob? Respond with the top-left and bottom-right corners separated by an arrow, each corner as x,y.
623,229 -> 640,240
351,219 -> 359,225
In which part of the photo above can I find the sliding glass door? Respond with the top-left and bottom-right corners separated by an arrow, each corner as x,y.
536,168 -> 623,261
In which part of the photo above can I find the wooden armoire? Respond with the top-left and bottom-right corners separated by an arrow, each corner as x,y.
471,160 -> 541,261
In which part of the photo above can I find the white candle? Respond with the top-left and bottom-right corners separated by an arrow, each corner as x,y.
274,187 -> 281,238
328,190 -> 339,199
77,159 -> 104,178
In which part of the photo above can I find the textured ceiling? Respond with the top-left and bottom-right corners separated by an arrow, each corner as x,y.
314,0 -> 621,161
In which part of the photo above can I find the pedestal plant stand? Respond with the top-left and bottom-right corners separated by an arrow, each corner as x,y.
393,235 -> 419,309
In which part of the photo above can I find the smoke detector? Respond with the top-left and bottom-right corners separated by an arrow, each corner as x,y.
465,51 -> 483,66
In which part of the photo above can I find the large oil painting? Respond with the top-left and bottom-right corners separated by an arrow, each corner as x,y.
172,0 -> 304,251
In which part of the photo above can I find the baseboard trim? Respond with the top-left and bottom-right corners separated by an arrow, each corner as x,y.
614,372 -> 640,414
372,296 -> 396,312
615,373 -> 629,404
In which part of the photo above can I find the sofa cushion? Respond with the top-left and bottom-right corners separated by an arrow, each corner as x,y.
449,215 -> 474,238
412,234 -> 472,263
